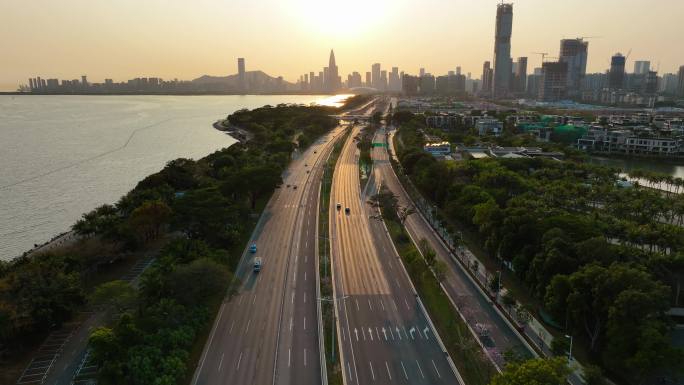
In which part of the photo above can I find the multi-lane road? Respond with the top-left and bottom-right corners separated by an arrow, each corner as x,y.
192,124 -> 347,385
329,121 -> 459,385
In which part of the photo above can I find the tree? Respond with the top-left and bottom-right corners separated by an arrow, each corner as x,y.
551,337 -> 569,357
502,292 -> 517,313
490,357 -> 570,385
433,260 -> 448,282
167,259 -> 231,306
582,365 -> 606,385
129,200 -> 172,242
90,280 -> 137,313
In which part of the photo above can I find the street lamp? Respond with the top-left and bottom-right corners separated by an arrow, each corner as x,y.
319,295 -> 348,363
496,270 -> 502,302
565,334 -> 573,364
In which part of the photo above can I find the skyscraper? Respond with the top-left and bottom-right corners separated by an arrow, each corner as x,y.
539,61 -> 568,101
609,53 -> 626,89
559,38 -> 589,96
515,57 -> 527,93
678,66 -> 684,97
634,61 -> 650,75
493,3 -> 513,98
237,58 -> 246,92
419,68 -> 425,77
481,61 -> 493,95
326,49 -> 340,92
81,75 -> 88,88
371,63 -> 381,90
365,72 -> 372,87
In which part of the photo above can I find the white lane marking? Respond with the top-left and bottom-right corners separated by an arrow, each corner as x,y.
369,361 -> 375,381
368,299 -> 373,311
237,352 -> 243,370
290,317 -> 293,331
303,292 -> 307,303
396,327 -> 401,340
229,321 -> 234,335
416,360 -> 425,378
354,328 -> 359,341
385,361 -> 392,380
288,348 -> 291,367
342,329 -> 346,341
218,353 -> 224,372
305,272 -> 307,281
362,328 -> 366,341
392,299 -> 398,311
369,327 -> 374,341
252,294 -> 257,305
375,327 -> 381,340
355,299 -> 360,311
401,361 -> 408,380
292,292 -> 295,304
423,326 -> 430,340
304,317 -> 306,330
305,254 -> 308,263
404,298 -> 410,310
304,348 -> 307,367
432,360 -> 441,378
238,296 -> 244,305
245,319 -> 251,333
348,363 -> 352,381
380,300 -> 385,311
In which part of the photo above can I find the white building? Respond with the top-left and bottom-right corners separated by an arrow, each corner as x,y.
423,142 -> 451,157
476,118 -> 503,136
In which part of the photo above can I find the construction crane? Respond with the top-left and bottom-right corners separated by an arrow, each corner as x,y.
577,36 -> 602,40
532,52 -> 549,62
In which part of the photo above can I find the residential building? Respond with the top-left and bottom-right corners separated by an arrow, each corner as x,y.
679,66 -> 684,97
372,63 -> 381,89
514,57 -> 527,93
476,117 -> 503,136
237,58 -> 246,92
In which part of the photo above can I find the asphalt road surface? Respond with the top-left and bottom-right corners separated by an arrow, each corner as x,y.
377,127 -> 533,368
192,124 -> 347,385
329,123 -> 459,385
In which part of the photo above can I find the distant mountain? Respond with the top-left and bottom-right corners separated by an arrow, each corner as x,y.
191,70 -> 295,92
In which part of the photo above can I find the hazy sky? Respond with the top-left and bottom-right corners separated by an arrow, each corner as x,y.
1,0 -> 683,91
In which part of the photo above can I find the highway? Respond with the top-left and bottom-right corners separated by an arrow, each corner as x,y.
329,120 -> 459,385
375,126 -> 533,369
192,124 -> 347,385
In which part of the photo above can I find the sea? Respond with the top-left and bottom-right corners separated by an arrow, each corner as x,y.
0,94 -> 345,261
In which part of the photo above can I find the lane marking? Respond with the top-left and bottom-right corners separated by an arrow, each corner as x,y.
218,353 -> 224,372
304,348 -> 307,367
401,361 -> 408,380
380,300 -> 385,311
229,321 -> 234,335
238,296 -> 244,306
303,292 -> 306,303
252,294 -> 257,305
385,361 -> 392,380
375,327 -> 381,341
369,361 -> 375,381
304,317 -> 306,330
288,348 -> 291,367
245,319 -> 251,333
348,363 -> 352,382
290,317 -> 293,331
404,298 -> 410,310
355,299 -> 360,311
304,272 -> 307,281
291,292 -> 295,304
236,352 -> 243,370
368,299 -> 373,311
368,327 -> 374,341
416,360 -> 425,378
432,360 -> 441,378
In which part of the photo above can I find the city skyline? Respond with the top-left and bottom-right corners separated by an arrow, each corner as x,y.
2,0 -> 684,91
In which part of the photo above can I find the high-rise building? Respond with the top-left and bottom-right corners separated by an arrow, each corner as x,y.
380,70 -> 388,91
514,57 -> 528,93
609,53 -> 626,89
559,38 -> 589,96
237,58 -> 246,92
634,61 -> 650,75
371,63 -> 381,90
389,67 -> 400,91
419,68 -> 425,77
481,61 -> 493,95
644,71 -> 658,94
456,66 -> 462,75
326,49 -> 340,92
402,75 -> 419,95
493,3 -> 513,98
678,66 -> 684,97
365,72 -> 372,87
81,75 -> 88,88
539,61 -> 568,101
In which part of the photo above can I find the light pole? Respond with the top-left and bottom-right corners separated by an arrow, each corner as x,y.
319,295 -> 348,363
566,334 -> 573,364
496,270 -> 502,302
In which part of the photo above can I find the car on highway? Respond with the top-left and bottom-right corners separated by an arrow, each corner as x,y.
249,243 -> 257,253
336,203 -> 342,210
345,207 -> 350,214
293,185 -> 297,189
253,257 -> 262,273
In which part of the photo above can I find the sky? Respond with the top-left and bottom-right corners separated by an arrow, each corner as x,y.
1,0 -> 683,91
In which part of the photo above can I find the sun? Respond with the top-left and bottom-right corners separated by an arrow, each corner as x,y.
292,0 -> 391,38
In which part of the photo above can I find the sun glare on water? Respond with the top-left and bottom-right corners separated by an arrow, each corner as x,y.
293,0 -> 391,38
